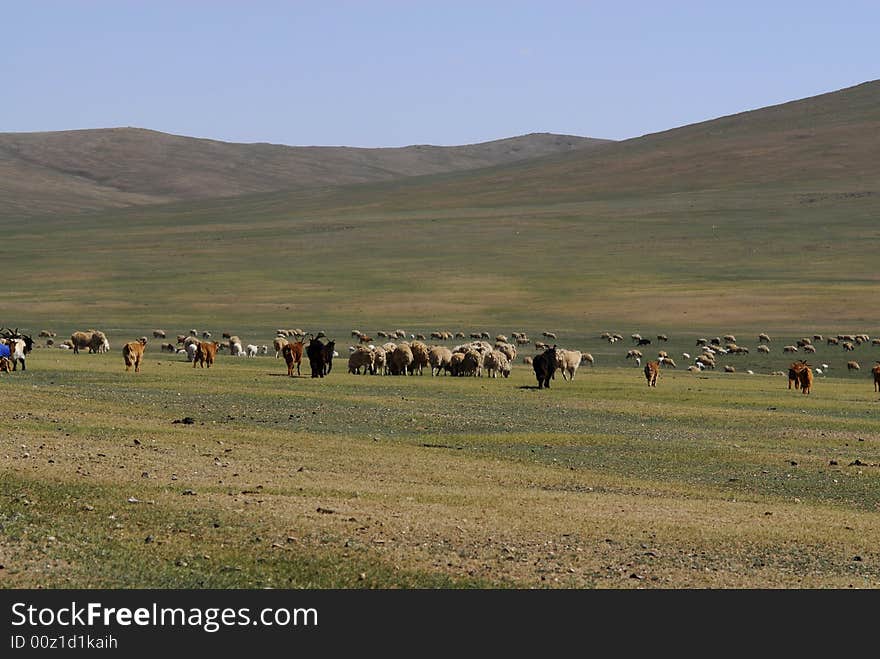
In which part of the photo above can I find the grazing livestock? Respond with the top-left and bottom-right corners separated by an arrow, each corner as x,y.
827,337 -> 839,346
388,343 -> 415,376
428,346 -> 453,376
757,345 -> 771,354
0,356 -> 11,372
484,350 -> 511,378
532,346 -> 558,389
70,330 -> 109,354
282,340 -> 305,377
273,336 -> 289,358
724,365 -> 736,373
152,329 -> 166,338
581,353 -> 594,367
657,334 -> 669,342
0,328 -> 34,371
185,342 -> 198,362
637,338 -> 652,346
245,344 -> 259,357
873,363 -> 880,392
306,337 -> 329,378
644,361 -> 660,387
193,341 -> 220,368
321,340 -> 336,375
122,337 -> 147,373
409,341 -> 431,375
757,333 -> 771,343
555,349 -> 584,381
788,361 -> 808,389
347,346 -> 374,374
799,364 -> 814,394
847,360 -> 861,371
783,345 -> 798,353
842,342 -> 855,352
228,336 -> 245,357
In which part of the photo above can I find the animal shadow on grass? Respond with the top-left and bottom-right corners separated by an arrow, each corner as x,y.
266,372 -> 308,378
518,385 -> 545,390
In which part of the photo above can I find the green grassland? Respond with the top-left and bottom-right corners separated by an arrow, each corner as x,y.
2,348 -> 880,588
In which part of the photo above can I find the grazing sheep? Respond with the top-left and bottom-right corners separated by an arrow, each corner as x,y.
757,345 -> 771,354
724,365 -> 736,373
682,352 -> 691,359
783,345 -> 798,353
812,334 -> 823,342
723,334 -> 737,343
523,356 -> 533,366
409,341 -> 430,375
581,353 -> 594,367
449,352 -> 466,376
657,334 -> 668,342
687,365 -> 701,372
161,342 -> 176,353
428,346 -> 453,376
626,349 -> 642,360
847,360 -> 861,371
659,356 -> 677,368
796,338 -> 812,347
276,337 -> 290,354
245,344 -> 258,357
229,336 -> 245,357
495,334 -> 508,343
555,349 -> 583,381
757,333 -> 771,343
803,345 -> 816,353
348,346 -> 374,374
484,350 -> 511,378
826,337 -> 839,346
542,331 -> 557,340
388,344 -> 414,376
152,329 -> 167,339
842,342 -> 855,352
494,342 -> 517,363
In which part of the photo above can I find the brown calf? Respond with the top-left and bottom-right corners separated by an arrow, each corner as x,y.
282,340 -> 304,377
122,338 -> 147,373
193,341 -> 220,368
644,360 -> 660,387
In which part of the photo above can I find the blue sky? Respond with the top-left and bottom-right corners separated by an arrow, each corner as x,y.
4,1 -> 879,146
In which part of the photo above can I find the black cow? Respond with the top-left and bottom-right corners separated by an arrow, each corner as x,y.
321,340 -> 336,375
532,345 -> 558,389
306,337 -> 326,378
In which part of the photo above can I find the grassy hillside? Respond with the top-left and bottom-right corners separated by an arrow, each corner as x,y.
2,80 -> 879,334
0,128 -> 607,218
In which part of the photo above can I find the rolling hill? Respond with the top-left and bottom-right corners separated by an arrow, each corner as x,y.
0,128 -> 607,218
2,80 -> 879,333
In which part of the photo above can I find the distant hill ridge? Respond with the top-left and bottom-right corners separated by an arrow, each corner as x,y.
0,128 -> 608,217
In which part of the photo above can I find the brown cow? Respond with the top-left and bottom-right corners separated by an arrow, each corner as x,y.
799,364 -> 814,394
644,360 -> 660,387
122,337 -> 147,373
193,341 -> 220,368
788,360 -> 808,389
873,362 -> 880,392
282,340 -> 304,377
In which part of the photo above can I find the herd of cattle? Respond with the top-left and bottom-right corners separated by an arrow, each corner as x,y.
5,326 -> 880,393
